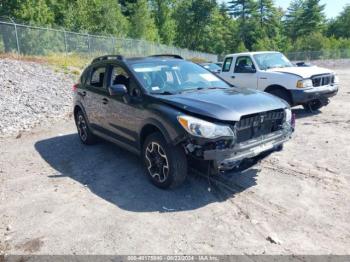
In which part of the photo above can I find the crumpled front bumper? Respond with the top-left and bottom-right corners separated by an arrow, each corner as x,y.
203,127 -> 293,170
291,84 -> 338,105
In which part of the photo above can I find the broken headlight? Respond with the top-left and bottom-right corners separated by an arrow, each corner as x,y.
177,115 -> 234,139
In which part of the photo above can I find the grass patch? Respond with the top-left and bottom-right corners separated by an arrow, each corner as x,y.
0,52 -> 91,75
45,53 -> 90,70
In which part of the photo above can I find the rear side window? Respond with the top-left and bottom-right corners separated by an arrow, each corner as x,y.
222,57 -> 233,72
80,68 -> 90,85
90,67 -> 106,88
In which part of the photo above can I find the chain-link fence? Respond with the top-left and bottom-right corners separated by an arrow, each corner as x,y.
286,49 -> 350,61
0,19 -> 218,62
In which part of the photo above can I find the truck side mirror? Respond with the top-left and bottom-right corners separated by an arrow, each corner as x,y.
246,67 -> 256,73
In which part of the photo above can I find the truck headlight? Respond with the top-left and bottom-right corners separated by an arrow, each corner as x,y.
177,115 -> 234,139
296,79 -> 313,88
334,75 -> 339,84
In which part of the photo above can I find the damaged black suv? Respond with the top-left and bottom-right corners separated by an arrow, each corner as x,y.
73,55 -> 294,188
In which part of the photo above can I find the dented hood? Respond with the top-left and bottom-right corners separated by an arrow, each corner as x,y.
268,66 -> 333,78
154,88 -> 287,121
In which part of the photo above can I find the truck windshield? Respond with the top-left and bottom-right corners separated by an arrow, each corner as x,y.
253,52 -> 293,70
131,60 -> 230,94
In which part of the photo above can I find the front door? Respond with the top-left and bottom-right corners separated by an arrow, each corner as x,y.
231,56 -> 258,89
102,64 -> 145,148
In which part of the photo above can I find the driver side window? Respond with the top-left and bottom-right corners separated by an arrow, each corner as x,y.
234,56 -> 255,73
111,66 -> 129,87
111,65 -> 142,97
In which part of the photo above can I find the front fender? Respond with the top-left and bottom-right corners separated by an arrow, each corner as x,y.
138,103 -> 188,147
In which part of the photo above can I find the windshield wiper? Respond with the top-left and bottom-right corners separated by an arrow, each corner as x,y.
181,86 -> 227,93
150,91 -> 175,95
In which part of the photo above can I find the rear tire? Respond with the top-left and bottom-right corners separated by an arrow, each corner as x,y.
75,110 -> 98,145
266,88 -> 292,106
142,132 -> 187,189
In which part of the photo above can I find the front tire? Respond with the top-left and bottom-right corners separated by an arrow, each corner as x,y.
142,132 -> 187,189
75,110 -> 98,145
266,88 -> 292,106
302,100 -> 323,112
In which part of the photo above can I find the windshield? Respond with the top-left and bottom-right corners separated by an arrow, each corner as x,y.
202,63 -> 221,71
131,60 -> 230,94
253,52 -> 293,70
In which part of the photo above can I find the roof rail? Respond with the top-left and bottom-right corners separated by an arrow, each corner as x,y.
149,54 -> 183,59
92,55 -> 124,64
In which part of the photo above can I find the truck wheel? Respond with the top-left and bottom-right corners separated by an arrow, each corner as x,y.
266,89 -> 292,106
142,132 -> 187,189
75,110 -> 98,145
303,100 -> 323,112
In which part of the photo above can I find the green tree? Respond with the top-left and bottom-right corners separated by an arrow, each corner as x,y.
299,0 -> 325,35
327,5 -> 350,38
15,0 -> 55,26
227,0 -> 259,50
200,4 -> 240,55
150,0 -> 176,45
64,0 -> 128,37
173,0 -> 217,50
257,0 -> 281,38
128,0 -> 159,41
284,0 -> 325,41
283,0 -> 304,41
227,0 -> 256,22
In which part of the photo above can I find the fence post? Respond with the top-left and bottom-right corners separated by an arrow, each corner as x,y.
87,33 -> 91,56
63,30 -> 68,54
112,36 -> 116,54
9,18 -> 20,54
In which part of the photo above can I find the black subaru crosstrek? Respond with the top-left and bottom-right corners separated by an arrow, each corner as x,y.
73,55 -> 294,189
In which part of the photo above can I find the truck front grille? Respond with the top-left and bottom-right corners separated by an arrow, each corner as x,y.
235,109 -> 285,143
311,74 -> 334,87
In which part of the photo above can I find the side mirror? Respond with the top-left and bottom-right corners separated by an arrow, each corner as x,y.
245,67 -> 256,73
109,84 -> 127,96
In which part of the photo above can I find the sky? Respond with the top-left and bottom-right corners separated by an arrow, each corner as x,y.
222,0 -> 350,18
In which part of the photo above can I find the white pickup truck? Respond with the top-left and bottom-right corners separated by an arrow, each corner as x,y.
220,51 -> 339,111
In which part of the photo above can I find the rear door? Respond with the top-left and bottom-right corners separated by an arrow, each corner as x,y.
102,64 -> 146,148
84,65 -> 109,132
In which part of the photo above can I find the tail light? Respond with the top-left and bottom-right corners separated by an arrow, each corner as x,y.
72,84 -> 79,92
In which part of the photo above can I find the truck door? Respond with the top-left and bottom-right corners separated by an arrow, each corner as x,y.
222,56 -> 258,89
232,56 -> 258,89
220,56 -> 234,84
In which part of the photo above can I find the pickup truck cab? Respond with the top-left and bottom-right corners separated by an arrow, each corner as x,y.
220,51 -> 339,111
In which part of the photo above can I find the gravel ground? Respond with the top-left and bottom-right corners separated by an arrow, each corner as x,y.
0,59 -> 75,137
0,60 -> 349,255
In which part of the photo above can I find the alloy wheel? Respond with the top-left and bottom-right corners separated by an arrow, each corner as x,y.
77,114 -> 88,141
145,142 -> 169,183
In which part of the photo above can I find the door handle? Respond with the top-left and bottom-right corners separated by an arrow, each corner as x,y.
231,76 -> 235,79
78,91 -> 86,97
102,98 -> 109,104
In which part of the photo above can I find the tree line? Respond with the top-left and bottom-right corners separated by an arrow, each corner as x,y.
1,0 -> 350,57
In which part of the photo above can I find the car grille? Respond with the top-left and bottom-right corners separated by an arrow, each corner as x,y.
311,74 -> 335,87
234,109 -> 285,143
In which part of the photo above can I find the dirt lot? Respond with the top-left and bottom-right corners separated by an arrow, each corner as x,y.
1,67 -> 350,255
